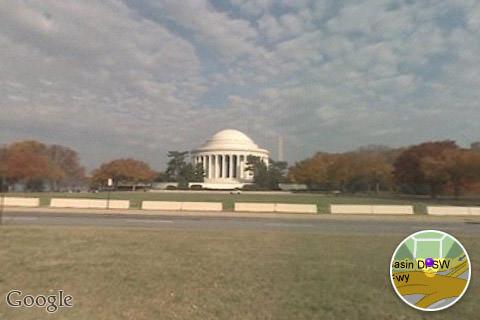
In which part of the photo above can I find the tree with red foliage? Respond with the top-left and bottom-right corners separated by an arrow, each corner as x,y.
0,146 -> 8,191
438,148 -> 480,199
393,140 -> 459,198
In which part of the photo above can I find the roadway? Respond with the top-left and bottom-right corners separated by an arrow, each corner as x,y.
1,210 -> 480,235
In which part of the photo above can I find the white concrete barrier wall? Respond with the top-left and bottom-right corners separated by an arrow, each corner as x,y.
2,197 -> 40,207
470,207 -> 480,216
142,201 -> 182,211
51,198 -> 88,208
275,203 -> 317,213
372,205 -> 414,215
89,199 -> 108,208
181,202 -> 222,212
331,205 -> 414,215
141,201 -> 222,211
50,198 -> 129,209
107,200 -> 130,209
234,202 -> 317,213
427,206 -> 480,216
235,203 -> 276,212
331,205 -> 372,214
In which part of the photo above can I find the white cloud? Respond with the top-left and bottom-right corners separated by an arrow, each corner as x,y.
258,14 -> 283,41
146,0 -> 260,62
1,0 -> 480,169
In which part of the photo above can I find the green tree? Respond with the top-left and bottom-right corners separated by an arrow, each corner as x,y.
166,151 -> 189,181
181,163 -> 205,184
166,151 -> 204,188
246,156 -> 287,190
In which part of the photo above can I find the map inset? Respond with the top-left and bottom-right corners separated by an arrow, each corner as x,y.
390,230 -> 471,311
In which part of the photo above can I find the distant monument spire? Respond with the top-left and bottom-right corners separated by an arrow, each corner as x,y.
277,135 -> 284,161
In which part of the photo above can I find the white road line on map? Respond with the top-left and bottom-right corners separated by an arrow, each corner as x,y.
124,219 -> 173,223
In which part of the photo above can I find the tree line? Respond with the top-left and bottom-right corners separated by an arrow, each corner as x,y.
0,140 -> 85,191
1,139 -> 480,197
288,141 -> 480,198
0,142 -> 207,191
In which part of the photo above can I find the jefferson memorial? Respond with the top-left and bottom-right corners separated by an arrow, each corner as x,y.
190,129 -> 269,189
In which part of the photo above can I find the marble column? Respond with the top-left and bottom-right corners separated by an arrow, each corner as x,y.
239,155 -> 244,179
210,155 -> 214,179
205,155 -> 209,179
232,155 -> 237,179
218,155 -> 222,178
202,156 -> 207,177
224,155 -> 228,178
222,154 -> 227,179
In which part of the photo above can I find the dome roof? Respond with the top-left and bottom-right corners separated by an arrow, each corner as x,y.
193,129 -> 267,153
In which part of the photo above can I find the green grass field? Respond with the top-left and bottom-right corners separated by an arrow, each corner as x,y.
5,191 -> 480,214
0,226 -> 478,319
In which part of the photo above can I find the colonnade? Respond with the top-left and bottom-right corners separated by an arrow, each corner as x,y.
192,153 -> 268,180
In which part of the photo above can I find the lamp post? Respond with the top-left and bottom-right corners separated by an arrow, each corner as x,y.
107,178 -> 113,209
0,145 -> 6,225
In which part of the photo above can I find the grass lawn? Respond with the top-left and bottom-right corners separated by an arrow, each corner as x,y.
6,191 -> 478,214
0,226 -> 478,319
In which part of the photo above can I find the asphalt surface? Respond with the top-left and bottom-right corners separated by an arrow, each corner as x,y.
1,210 -> 480,235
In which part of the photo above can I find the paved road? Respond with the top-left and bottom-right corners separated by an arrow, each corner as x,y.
2,210 -> 480,235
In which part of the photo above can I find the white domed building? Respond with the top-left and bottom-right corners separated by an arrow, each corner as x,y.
190,129 -> 269,189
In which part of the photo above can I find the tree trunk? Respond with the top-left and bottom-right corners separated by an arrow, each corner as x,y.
430,183 -> 437,199
453,181 -> 461,200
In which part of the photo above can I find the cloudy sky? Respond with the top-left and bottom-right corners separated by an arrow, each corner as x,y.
2,0 -> 480,171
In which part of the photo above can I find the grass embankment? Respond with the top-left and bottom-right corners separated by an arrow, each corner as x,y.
0,226 -> 478,319
5,191 -> 469,214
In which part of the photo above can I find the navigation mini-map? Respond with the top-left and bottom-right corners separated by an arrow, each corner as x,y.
390,230 -> 471,311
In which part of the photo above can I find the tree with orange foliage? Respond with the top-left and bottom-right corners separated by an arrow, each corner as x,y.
341,150 -> 394,194
91,158 -> 156,190
288,147 -> 395,192
288,152 -> 329,189
4,141 -> 50,191
1,140 -> 85,191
